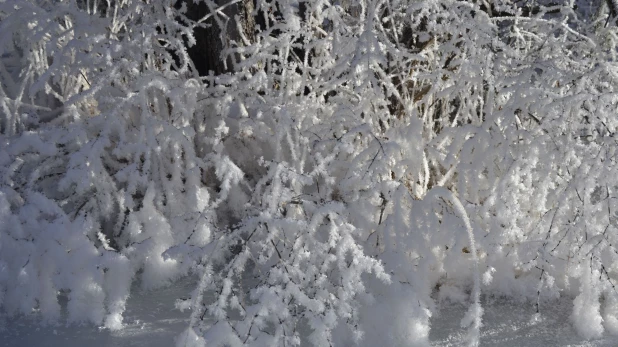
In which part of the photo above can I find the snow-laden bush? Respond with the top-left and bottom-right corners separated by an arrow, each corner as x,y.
0,0 -> 204,329
2,0 -> 618,345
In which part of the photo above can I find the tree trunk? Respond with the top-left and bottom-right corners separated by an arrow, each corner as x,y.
184,0 -> 255,76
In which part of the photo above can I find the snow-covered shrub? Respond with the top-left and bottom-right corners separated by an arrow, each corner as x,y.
2,0 -> 618,345
0,0 -> 206,328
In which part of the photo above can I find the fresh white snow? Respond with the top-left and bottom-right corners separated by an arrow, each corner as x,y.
2,278 -> 618,347
0,277 -> 196,347
3,1 -> 618,346
431,298 -> 618,347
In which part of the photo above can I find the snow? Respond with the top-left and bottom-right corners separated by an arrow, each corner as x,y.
3,0 -> 618,345
431,298 -> 618,347
0,277 -> 196,347
3,279 -> 618,347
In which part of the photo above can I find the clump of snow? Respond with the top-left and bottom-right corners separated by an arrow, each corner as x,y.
604,294 -> 618,336
572,265 -> 604,340
356,282 -> 431,347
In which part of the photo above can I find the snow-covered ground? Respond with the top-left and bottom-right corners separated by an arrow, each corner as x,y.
430,298 -> 618,347
0,277 -> 196,347
2,277 -> 618,347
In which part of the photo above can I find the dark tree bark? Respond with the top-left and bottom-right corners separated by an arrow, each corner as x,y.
184,0 -> 255,76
